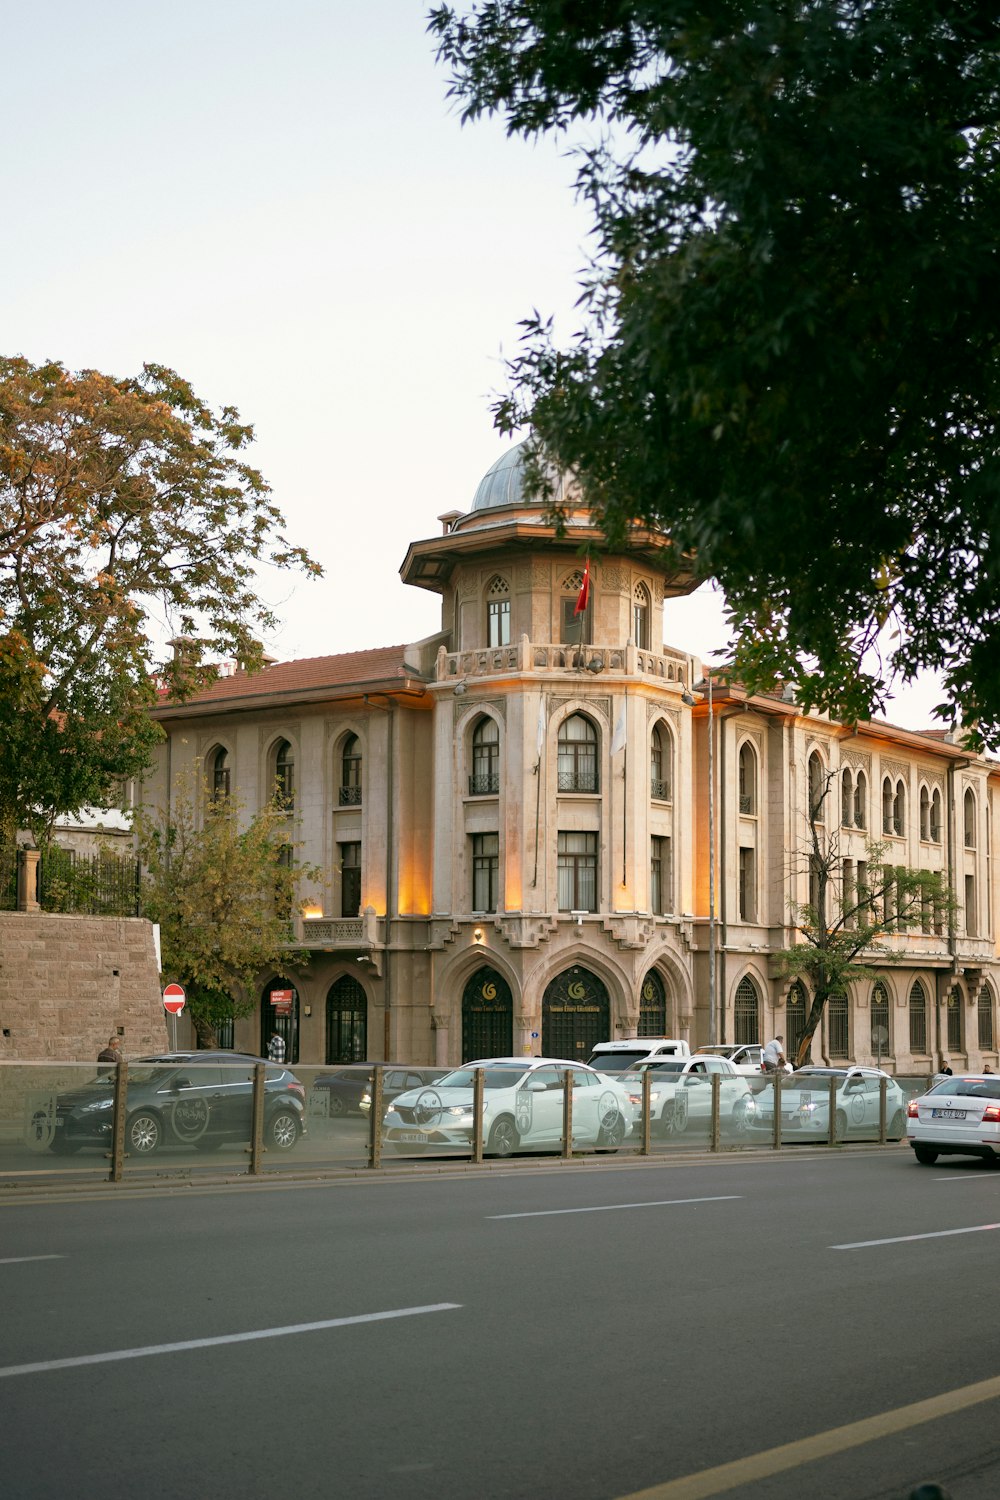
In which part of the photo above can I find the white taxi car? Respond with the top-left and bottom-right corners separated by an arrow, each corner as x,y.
753,1066 -> 905,1139
382,1056 -> 633,1157
622,1054 -> 757,1135
906,1074 -> 1000,1166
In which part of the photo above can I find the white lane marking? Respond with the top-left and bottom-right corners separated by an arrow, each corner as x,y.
833,1223 -> 1000,1249
935,1175 -> 1000,1182
489,1195 -> 742,1220
0,1303 -> 461,1381
0,1255 -> 64,1265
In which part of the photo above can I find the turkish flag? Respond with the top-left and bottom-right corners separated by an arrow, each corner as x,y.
574,558 -> 591,616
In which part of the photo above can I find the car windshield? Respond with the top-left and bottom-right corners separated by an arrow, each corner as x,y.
928,1077 -> 1000,1100
698,1047 -> 736,1057
779,1075 -> 841,1092
85,1066 -> 176,1087
642,1060 -> 686,1074
434,1065 -> 530,1090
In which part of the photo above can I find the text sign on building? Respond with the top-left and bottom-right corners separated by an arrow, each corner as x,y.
270,988 -> 294,1017
162,982 -> 186,1015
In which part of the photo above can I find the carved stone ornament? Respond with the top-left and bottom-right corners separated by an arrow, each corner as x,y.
601,566 -> 627,592
880,758 -> 910,783
841,749 -> 872,775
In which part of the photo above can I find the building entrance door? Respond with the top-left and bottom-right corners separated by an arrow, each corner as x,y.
542,968 -> 609,1061
462,968 -> 513,1061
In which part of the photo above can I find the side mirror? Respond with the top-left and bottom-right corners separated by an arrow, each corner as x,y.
526,1080 -> 547,1093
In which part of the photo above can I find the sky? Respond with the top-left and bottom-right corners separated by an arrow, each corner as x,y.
2,1 -> 943,730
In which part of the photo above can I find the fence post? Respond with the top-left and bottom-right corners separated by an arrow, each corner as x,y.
248,1063 -> 265,1174
108,1059 -> 128,1182
367,1066 -> 384,1169
828,1076 -> 838,1145
710,1073 -> 721,1152
16,848 -> 40,913
772,1074 -> 782,1150
878,1075 -> 888,1143
640,1071 -> 651,1155
471,1069 -> 485,1163
561,1069 -> 573,1158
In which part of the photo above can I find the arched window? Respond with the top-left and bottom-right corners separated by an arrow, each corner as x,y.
854,771 -> 867,829
882,777 -> 893,834
260,977 -> 299,1064
339,734 -> 362,806
632,582 -> 650,650
871,980 -> 890,1059
930,787 -> 942,842
557,713 -> 598,793
964,787 -> 976,848
325,976 -> 367,1064
470,716 -> 500,795
919,785 -> 930,841
486,575 -> 511,648
978,984 -> 995,1052
947,985 -> 963,1054
786,981 -> 808,1063
828,991 -> 849,1059
908,980 -> 927,1054
739,742 -> 757,816
734,977 -> 760,1046
210,745 -> 230,800
892,779 -> 905,836
638,971 -> 667,1036
273,739 -> 294,810
841,768 -> 853,828
650,724 -> 671,801
561,570 -> 592,645
808,752 -> 825,822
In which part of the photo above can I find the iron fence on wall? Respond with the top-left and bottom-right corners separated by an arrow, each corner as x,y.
37,846 -> 141,917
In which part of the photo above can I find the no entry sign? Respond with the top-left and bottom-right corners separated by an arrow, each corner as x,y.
162,982 -> 186,1015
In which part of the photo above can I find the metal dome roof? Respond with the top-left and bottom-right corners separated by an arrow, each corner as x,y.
470,441 -> 577,513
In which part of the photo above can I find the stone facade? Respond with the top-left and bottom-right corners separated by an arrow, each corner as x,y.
0,913 -> 167,1061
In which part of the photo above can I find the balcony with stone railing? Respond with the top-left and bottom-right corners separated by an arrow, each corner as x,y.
286,906 -> 383,951
436,637 -> 691,686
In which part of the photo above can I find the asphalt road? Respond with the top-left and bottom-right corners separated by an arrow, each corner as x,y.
2,1148 -> 999,1500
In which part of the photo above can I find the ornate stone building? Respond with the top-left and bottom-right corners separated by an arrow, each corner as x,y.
146,445 -> 1000,1073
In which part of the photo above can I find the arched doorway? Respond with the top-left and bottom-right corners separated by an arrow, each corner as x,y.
260,977 -> 299,1064
542,967 -> 610,1061
638,971 -> 667,1036
462,968 -> 513,1062
326,976 -> 368,1063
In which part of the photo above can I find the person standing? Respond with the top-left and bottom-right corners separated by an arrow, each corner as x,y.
97,1035 -> 121,1064
267,1032 -> 286,1065
762,1035 -> 787,1073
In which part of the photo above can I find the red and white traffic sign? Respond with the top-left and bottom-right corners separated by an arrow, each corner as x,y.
162,982 -> 186,1015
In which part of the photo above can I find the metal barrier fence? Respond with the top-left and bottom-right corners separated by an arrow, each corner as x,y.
0,1062 -> 937,1184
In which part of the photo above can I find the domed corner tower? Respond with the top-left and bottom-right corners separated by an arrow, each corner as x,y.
399,439 -> 700,662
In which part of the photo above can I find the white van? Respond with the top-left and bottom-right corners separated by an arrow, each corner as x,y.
587,1038 -> 691,1073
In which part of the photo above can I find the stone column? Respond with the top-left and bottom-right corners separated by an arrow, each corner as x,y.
17,848 -> 40,913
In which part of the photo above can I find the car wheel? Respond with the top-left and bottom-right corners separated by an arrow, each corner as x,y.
267,1110 -> 301,1152
888,1109 -> 905,1140
596,1110 -> 626,1151
914,1144 -> 939,1166
328,1095 -> 347,1118
834,1109 -> 847,1142
658,1101 -> 676,1137
486,1116 -> 520,1158
127,1111 -> 163,1156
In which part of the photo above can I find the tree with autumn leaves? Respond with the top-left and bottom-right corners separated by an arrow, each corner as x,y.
0,356 -> 320,847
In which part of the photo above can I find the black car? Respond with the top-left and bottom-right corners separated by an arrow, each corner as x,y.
311,1064 -> 446,1117
45,1051 -> 306,1157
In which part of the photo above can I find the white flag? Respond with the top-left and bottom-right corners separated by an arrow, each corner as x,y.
536,697 -> 546,758
610,704 -> 627,756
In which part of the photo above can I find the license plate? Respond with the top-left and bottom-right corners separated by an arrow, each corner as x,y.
931,1108 -> 966,1120
400,1131 -> 429,1143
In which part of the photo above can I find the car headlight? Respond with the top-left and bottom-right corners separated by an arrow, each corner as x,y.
442,1106 -> 473,1119
82,1098 -> 115,1113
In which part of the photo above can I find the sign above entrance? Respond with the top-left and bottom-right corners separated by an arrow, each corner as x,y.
270,988 -> 294,1017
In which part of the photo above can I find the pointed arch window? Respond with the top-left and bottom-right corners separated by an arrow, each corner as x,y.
734,977 -> 760,1046
919,785 -> 930,841
210,746 -> 230,801
486,575 -> 511,647
470,716 -> 500,795
828,991 -> 850,1059
632,582 -> 650,650
930,787 -> 942,842
978,984 -> 995,1052
893,779 -> 905,836
854,771 -> 867,829
882,776 -> 893,834
650,723 -> 672,801
908,979 -> 927,1054
964,787 -> 976,848
808,752 -> 825,823
560,571 -> 592,645
557,713 -> 598,793
947,985 -> 963,1053
841,768 -> 853,828
786,981 -> 808,1062
871,980 -> 890,1058
273,739 -> 294,811
638,971 -> 667,1036
739,742 -> 757,816
339,734 -> 362,806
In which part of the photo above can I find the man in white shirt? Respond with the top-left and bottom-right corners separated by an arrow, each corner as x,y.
762,1035 -> 787,1072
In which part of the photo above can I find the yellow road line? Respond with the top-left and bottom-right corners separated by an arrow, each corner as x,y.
614,1373 -> 1000,1499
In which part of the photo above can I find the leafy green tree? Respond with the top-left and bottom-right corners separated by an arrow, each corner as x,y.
0,357 -> 321,845
136,770 -> 316,1049
772,770 -> 952,1067
431,2 -> 1000,742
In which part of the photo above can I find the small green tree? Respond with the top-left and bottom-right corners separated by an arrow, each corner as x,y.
772,771 -> 952,1067
137,770 -> 317,1048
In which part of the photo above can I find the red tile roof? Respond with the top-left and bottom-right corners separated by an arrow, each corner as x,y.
153,645 -> 424,717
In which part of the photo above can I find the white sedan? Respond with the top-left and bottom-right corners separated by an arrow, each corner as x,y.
906,1074 -> 1000,1166
753,1066 -> 906,1139
622,1054 -> 757,1135
382,1057 -> 634,1157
